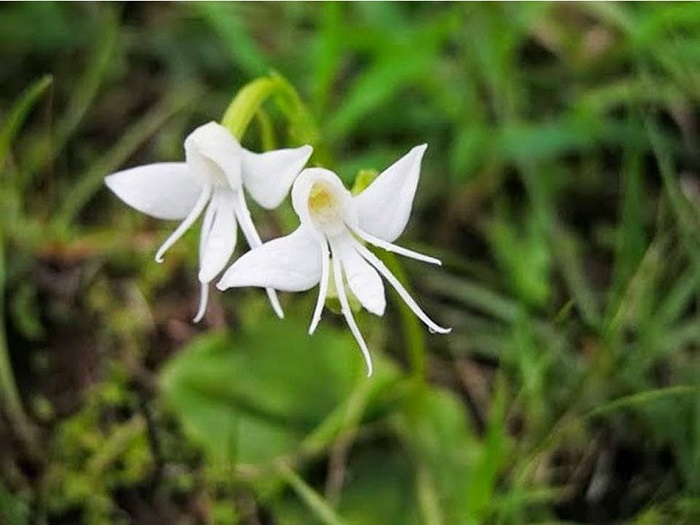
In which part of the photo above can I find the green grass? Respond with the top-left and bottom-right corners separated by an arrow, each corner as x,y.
0,3 -> 699,523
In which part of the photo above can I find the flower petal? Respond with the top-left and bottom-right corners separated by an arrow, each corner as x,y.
332,235 -> 385,316
155,184 -> 212,263
351,225 -> 442,265
217,226 -> 322,292
232,190 -> 285,319
198,189 -> 238,283
193,282 -> 209,323
332,254 -> 373,377
242,145 -> 313,209
354,144 -> 427,242
308,239 -> 330,335
354,240 -> 451,335
185,122 -> 243,189
105,162 -> 201,220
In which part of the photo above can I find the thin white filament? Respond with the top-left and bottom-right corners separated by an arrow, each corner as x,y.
351,226 -> 441,266
234,190 -> 284,319
331,244 -> 374,377
308,239 -> 330,335
193,282 -> 209,323
354,240 -> 451,334
155,183 -> 212,263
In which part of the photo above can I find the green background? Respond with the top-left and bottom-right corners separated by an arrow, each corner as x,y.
0,3 -> 699,524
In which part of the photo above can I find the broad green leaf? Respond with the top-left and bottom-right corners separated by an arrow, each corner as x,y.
160,319 -> 394,466
338,447 -> 421,525
396,385 -> 476,525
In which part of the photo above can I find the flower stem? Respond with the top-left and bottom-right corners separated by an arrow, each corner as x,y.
276,462 -> 347,525
221,76 -> 280,140
220,73 -> 331,164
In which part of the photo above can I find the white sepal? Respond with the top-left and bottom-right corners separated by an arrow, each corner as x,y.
241,145 -> 313,209
354,144 -> 427,242
217,226 -> 322,292
332,235 -> 385,316
105,162 -> 201,220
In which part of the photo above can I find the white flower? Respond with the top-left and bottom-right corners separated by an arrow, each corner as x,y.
217,145 -> 450,376
105,121 -> 313,321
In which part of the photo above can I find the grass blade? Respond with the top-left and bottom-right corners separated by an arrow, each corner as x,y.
0,75 -> 53,166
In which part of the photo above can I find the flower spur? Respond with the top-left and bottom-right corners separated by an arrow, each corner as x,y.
217,145 -> 450,376
105,121 -> 312,321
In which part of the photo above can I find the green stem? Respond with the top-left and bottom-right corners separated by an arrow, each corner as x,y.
221,76 -> 281,140
276,463 -> 347,525
220,72 -> 329,163
416,461 -> 444,525
0,233 -> 37,453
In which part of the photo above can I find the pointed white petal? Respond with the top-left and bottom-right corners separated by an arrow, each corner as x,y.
351,226 -> 442,265
217,226 -> 322,292
241,145 -> 313,209
354,144 -> 427,242
155,184 -> 212,263
354,240 -> 451,334
185,122 -> 243,189
332,253 -> 373,377
232,190 -> 284,318
105,162 -> 202,220
332,235 -> 385,316
198,189 -> 238,283
308,240 -> 330,335
193,282 -> 209,323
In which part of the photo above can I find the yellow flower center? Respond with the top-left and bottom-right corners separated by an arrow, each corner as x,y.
309,182 -> 334,211
308,181 -> 344,233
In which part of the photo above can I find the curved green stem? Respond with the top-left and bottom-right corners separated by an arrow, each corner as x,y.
0,234 -> 37,454
276,463 -> 347,525
221,72 -> 330,164
221,76 -> 281,140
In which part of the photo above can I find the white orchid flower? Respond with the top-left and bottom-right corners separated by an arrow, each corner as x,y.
105,121 -> 313,321
217,145 -> 450,376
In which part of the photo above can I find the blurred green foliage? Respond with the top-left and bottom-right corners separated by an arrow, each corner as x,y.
0,2 -> 699,524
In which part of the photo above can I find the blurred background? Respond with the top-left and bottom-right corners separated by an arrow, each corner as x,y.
1,2 -> 699,524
